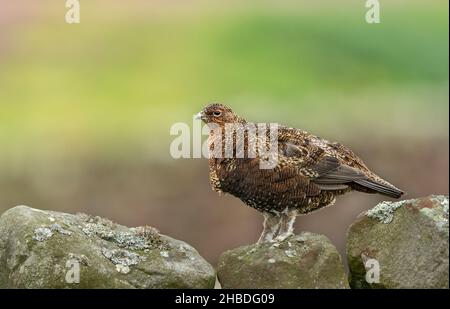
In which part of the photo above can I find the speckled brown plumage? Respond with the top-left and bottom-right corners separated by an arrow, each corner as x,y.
196,103 -> 404,243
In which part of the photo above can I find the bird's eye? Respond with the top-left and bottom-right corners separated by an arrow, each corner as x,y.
213,111 -> 222,117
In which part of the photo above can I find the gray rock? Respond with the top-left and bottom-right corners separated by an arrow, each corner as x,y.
217,232 -> 349,289
0,206 -> 215,288
347,195 -> 449,289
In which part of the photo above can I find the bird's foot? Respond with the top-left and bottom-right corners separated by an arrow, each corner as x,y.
273,232 -> 294,243
257,234 -> 274,244
257,212 -> 280,244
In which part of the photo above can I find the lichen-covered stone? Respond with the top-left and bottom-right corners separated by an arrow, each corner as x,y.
0,206 -> 215,288
347,195 -> 449,289
217,232 -> 349,289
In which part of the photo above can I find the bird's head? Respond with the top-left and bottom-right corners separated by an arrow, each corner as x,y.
195,103 -> 244,126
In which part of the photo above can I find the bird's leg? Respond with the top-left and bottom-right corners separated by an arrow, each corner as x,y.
274,209 -> 298,242
257,212 -> 280,244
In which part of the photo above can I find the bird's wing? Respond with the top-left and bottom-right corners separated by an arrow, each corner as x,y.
310,157 -> 367,184
281,142 -> 366,189
283,143 -> 403,198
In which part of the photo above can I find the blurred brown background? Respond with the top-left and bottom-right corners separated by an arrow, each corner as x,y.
0,0 -> 448,266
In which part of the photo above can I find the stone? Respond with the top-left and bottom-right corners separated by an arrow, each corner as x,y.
217,232 -> 349,289
347,195 -> 449,289
0,206 -> 215,288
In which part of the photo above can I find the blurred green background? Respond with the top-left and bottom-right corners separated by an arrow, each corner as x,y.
0,0 -> 448,265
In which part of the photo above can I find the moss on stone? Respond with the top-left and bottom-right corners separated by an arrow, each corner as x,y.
0,206 -> 215,288
217,232 -> 349,289
366,199 -> 410,224
347,195 -> 449,289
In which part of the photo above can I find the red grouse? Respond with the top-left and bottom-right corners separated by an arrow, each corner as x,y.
195,104 -> 404,243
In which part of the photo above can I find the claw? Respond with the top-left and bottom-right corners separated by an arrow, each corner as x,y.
274,232 -> 294,243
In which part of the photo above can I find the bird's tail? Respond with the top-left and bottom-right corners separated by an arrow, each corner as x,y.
354,178 -> 404,199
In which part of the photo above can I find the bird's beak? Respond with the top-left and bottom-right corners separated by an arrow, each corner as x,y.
194,111 -> 204,120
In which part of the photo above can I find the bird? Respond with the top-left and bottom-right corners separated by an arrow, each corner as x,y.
195,103 -> 404,243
